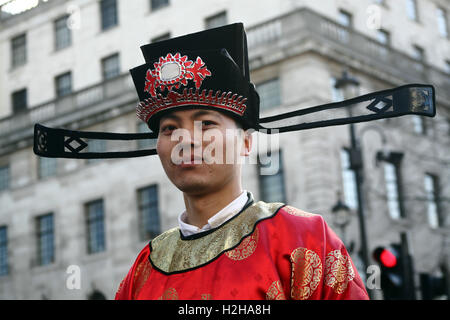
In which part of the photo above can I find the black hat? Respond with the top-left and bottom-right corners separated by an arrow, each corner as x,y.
33,23 -> 436,159
130,23 -> 259,132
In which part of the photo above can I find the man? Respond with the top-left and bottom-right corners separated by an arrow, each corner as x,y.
34,22 -> 433,300
114,23 -> 369,300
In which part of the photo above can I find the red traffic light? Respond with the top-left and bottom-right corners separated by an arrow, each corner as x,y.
373,246 -> 398,268
380,249 -> 397,268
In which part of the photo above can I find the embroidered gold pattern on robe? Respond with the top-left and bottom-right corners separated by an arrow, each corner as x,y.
290,247 -> 322,300
284,205 -> 316,217
132,259 -> 152,299
150,201 -> 283,273
158,288 -> 179,300
324,250 -> 355,294
201,293 -> 212,300
266,280 -> 286,300
225,227 -> 259,261
115,277 -> 126,299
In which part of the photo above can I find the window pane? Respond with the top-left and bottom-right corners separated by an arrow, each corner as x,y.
150,0 -> 169,11
205,11 -> 227,29
412,45 -> 425,61
39,157 -> 57,179
377,29 -> 390,45
257,78 -> 281,111
259,151 -> 286,203
437,8 -> 448,37
55,72 -> 72,97
87,139 -> 107,164
55,15 -> 71,50
340,149 -> 358,210
102,53 -> 120,80
412,115 -> 425,134
424,174 -> 441,229
338,10 -> 352,27
151,32 -> 171,43
0,226 -> 7,276
383,162 -> 401,219
86,200 -> 105,253
37,214 -> 54,266
137,122 -> 155,149
101,0 -> 118,30
406,0 -> 418,21
12,88 -> 27,114
0,166 -> 10,191
138,185 -> 160,240
11,34 -> 26,67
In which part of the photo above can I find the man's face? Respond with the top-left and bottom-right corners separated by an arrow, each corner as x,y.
156,108 -> 252,196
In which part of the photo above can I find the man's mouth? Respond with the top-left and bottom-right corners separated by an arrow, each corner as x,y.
176,154 -> 203,167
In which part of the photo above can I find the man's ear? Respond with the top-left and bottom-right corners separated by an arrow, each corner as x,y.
240,129 -> 253,157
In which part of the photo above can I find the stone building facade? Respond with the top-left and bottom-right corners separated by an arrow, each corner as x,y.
0,0 -> 448,299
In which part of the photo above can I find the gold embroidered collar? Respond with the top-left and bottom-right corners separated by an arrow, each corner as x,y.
149,197 -> 284,274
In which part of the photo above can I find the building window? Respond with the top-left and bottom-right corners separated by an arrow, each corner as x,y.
12,88 -> 27,114
151,32 -> 171,43
383,161 -> 403,220
330,77 -> 344,102
258,150 -> 286,203
424,174 -> 443,229
138,185 -> 161,240
437,7 -> 449,38
11,33 -> 26,68
377,29 -> 390,45
338,9 -> 353,27
205,11 -> 228,29
86,200 -> 106,254
150,0 -> 169,11
54,15 -> 71,50
412,115 -> 426,134
100,0 -> 118,30
340,149 -> 358,210
137,122 -> 154,149
0,166 -> 10,192
55,72 -> 72,98
0,226 -> 7,276
101,53 -> 120,80
412,45 -> 425,62
87,139 -> 107,164
36,213 -> 54,266
257,78 -> 281,111
406,0 -> 419,21
39,157 -> 57,179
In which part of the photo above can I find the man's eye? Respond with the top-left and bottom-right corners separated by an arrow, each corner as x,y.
201,120 -> 216,128
160,125 -> 176,133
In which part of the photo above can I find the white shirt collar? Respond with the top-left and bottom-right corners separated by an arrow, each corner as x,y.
178,190 -> 249,237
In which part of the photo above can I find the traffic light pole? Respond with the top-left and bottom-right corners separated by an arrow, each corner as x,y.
347,122 -> 373,299
400,232 -> 417,299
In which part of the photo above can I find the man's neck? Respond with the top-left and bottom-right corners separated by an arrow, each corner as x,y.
182,183 -> 243,229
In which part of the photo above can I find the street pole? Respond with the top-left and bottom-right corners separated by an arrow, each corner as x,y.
335,71 -> 373,299
348,122 -> 373,299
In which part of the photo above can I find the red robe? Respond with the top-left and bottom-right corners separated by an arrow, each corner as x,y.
115,200 -> 369,300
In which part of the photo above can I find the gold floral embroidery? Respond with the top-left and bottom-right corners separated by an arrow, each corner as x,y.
132,259 -> 152,299
283,206 -> 315,217
201,293 -> 212,300
158,288 -> 179,300
266,280 -> 286,300
150,201 -> 283,273
115,277 -> 127,299
290,247 -> 322,300
225,227 -> 259,261
324,250 -> 355,294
